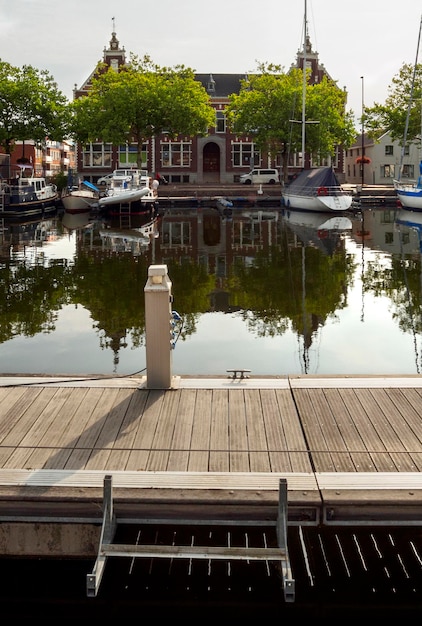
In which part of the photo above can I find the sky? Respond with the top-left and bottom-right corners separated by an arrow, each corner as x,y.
1,0 -> 421,127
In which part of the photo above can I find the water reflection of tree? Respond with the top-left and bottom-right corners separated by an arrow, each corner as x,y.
5,228 -> 422,369
72,252 -> 150,369
163,260 -> 214,340
365,253 -> 422,335
229,242 -> 355,341
0,259 -> 72,342
0,237 -> 355,352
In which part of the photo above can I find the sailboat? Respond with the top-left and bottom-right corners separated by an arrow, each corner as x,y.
393,15 -> 422,210
281,1 -> 353,213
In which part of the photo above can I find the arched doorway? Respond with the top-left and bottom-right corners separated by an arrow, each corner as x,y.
202,212 -> 221,246
203,142 -> 220,182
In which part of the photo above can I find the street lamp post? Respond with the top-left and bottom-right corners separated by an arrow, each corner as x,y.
361,76 -> 365,187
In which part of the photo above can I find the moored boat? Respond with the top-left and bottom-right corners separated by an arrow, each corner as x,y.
61,181 -> 99,213
98,168 -> 158,215
394,170 -> 422,210
281,1 -> 352,213
393,16 -> 422,210
282,166 -> 353,212
0,168 -> 59,217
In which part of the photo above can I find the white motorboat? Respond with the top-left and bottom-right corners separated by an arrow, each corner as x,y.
98,185 -> 151,207
98,168 -> 158,214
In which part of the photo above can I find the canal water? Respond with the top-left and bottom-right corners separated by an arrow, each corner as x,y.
1,203 -> 421,379
1,524 -> 421,619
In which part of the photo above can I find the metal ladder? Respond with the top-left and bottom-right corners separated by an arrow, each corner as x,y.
86,475 -> 295,603
119,202 -> 131,228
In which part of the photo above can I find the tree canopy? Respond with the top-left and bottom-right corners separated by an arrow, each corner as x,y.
0,60 -> 70,155
69,54 -> 216,166
225,63 -> 356,182
364,62 -> 422,145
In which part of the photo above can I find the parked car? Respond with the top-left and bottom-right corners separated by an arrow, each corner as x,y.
240,168 -> 280,185
96,173 -> 114,186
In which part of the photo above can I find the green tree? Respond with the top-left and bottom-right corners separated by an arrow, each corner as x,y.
0,60 -> 70,155
69,54 -> 216,166
225,64 -> 355,182
364,62 -> 422,144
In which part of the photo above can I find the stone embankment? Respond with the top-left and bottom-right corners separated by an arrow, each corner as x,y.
156,182 -> 398,208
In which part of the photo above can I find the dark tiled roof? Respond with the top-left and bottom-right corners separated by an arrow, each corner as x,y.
195,74 -> 248,98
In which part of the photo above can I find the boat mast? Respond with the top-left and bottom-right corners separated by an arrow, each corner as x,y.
399,14 -> 422,181
301,0 -> 307,168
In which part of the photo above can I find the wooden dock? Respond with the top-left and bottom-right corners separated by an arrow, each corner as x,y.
1,374 -> 422,601
1,374 -> 421,525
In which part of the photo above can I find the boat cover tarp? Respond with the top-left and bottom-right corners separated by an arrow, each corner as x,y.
83,180 -> 99,192
287,167 -> 341,195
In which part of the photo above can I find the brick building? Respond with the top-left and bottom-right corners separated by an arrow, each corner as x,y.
73,29 -> 347,186
0,140 -> 75,183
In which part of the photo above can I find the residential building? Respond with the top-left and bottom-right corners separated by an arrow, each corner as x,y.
345,131 -> 419,186
74,28 -> 348,186
0,139 -> 75,182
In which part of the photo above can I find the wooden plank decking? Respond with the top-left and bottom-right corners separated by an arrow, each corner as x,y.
0,375 -> 422,538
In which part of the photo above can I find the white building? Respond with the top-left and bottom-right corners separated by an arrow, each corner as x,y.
345,131 -> 420,186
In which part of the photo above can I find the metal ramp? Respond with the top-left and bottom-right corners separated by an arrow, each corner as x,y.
86,475 -> 295,603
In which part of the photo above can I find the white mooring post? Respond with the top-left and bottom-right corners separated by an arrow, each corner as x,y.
144,264 -> 173,389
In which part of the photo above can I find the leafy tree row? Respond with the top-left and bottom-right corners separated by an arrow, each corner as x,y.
0,54 -> 420,174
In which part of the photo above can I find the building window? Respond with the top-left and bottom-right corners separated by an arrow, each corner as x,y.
119,142 -> 147,167
161,141 -> 191,167
382,164 -> 394,178
385,145 -> 394,155
232,142 -> 257,167
402,164 -> 414,178
216,111 -> 226,133
162,221 -> 191,246
82,143 -> 112,167
401,232 -> 410,245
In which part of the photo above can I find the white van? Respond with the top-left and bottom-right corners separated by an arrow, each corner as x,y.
239,168 -> 280,185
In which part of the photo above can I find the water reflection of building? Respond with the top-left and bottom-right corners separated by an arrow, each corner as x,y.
349,208 -> 416,256
159,207 -> 281,275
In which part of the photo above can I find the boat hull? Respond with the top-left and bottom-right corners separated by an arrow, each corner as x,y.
98,186 -> 151,207
281,167 -> 353,212
98,186 -> 158,217
61,191 -> 97,213
281,192 -> 352,212
1,196 -> 58,217
394,182 -> 422,210
1,177 -> 59,217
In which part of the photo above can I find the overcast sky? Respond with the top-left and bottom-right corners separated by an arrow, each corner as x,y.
2,0 -> 421,127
